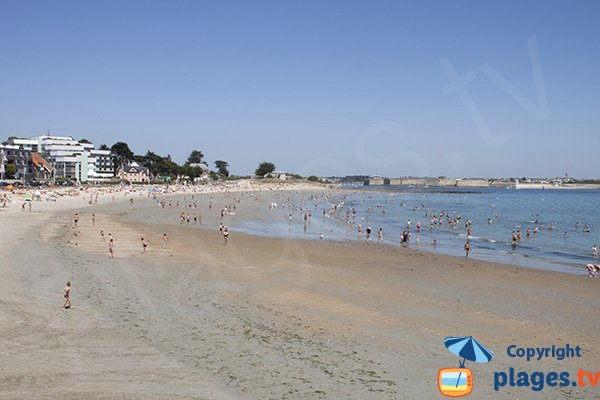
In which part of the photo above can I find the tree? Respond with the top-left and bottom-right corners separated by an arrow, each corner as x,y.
186,150 -> 204,164
179,164 -> 202,181
136,151 -> 179,179
79,139 -> 92,144
214,160 -> 229,177
98,144 -> 109,150
5,163 -> 16,179
110,142 -> 134,162
255,161 -> 276,177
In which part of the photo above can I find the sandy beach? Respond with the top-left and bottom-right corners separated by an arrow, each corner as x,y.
1,183 -> 599,399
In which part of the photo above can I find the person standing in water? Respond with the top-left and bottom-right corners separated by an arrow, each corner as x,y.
62,281 -> 71,309
464,241 -> 471,257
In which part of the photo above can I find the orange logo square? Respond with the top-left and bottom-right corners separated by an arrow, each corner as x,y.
438,368 -> 473,397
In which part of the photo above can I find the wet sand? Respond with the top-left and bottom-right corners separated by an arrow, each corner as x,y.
1,186 -> 599,399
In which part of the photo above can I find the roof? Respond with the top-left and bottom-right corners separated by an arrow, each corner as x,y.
120,161 -> 148,174
31,152 -> 53,172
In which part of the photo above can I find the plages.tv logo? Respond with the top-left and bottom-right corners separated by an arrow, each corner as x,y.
438,336 -> 493,397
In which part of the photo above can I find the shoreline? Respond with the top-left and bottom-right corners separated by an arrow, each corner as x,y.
2,182 -> 600,399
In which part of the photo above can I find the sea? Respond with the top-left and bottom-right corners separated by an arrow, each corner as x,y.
236,186 -> 600,275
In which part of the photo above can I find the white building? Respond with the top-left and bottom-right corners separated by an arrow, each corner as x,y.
6,135 -> 115,182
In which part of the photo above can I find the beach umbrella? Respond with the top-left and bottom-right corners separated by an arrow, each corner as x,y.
445,336 -> 493,365
444,336 -> 493,388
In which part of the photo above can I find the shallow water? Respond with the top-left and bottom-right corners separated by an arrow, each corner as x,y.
234,187 -> 600,275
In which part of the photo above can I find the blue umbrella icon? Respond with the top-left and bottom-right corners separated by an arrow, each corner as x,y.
444,336 -> 493,387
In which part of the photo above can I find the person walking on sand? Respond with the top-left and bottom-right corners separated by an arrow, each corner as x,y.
464,241 -> 471,257
100,229 -> 105,241
162,233 -> 169,249
108,239 -> 114,258
223,227 -> 230,245
62,281 -> 71,309
92,214 -> 95,227
141,238 -> 148,253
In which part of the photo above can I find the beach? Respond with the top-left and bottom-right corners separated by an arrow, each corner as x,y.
1,183 -> 599,399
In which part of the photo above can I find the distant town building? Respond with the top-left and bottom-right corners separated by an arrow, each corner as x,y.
0,142 -> 53,180
3,135 -> 115,182
117,161 -> 149,183
267,170 -> 289,180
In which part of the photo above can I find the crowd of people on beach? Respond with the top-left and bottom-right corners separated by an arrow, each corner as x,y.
2,182 -> 599,311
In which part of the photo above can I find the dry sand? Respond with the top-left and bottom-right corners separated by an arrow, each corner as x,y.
1,185 -> 599,399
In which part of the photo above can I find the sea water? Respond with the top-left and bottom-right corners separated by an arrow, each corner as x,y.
236,186 -> 600,275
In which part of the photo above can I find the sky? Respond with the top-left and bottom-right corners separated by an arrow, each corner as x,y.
1,0 -> 599,178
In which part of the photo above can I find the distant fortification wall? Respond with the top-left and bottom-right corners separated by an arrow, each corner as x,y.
363,177 -> 491,187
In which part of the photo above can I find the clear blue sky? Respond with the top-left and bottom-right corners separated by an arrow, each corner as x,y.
1,0 -> 598,178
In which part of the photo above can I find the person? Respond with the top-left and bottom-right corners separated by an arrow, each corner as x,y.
108,239 -> 114,258
378,227 -> 384,242
366,226 -> 372,241
73,213 -> 79,227
592,245 -> 598,257
62,281 -> 71,309
223,227 -> 230,244
100,229 -> 105,241
92,214 -> 95,227
141,238 -> 147,254
464,241 -> 471,257
586,263 -> 600,278
163,233 -> 169,249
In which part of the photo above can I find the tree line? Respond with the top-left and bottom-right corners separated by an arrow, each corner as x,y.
108,141 -> 277,180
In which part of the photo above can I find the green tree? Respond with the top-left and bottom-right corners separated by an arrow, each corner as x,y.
179,164 -> 202,181
79,139 -> 92,144
255,161 -> 275,177
307,175 -> 320,182
186,150 -> 204,164
98,144 -> 109,150
5,163 -> 17,178
110,142 -> 134,162
136,151 -> 180,179
214,160 -> 229,177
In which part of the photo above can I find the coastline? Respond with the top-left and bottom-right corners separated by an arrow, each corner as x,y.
1,184 -> 599,399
